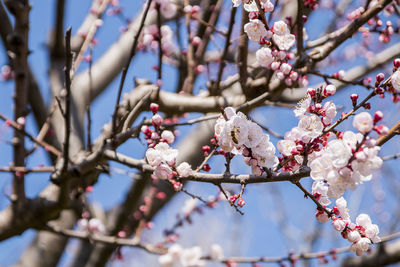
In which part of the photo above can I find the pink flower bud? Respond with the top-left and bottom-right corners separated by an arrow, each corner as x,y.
280,63 -> 292,75
270,61 -> 280,70
298,76 -> 309,87
276,71 -> 285,80
195,64 -> 205,74
192,36 -> 201,46
376,73 -> 385,83
337,70 -> 345,79
150,103 -> 159,114
85,186 -> 93,193
151,113 -> 163,126
228,194 -> 238,204
117,231 -> 127,238
203,164 -> 211,172
362,77 -> 371,86
286,52 -> 295,60
350,94 -> 358,105
249,12 -> 258,20
394,58 -> 400,68
307,87 -> 316,97
237,197 -> 245,207
289,71 -> 298,81
17,117 -> 26,126
374,124 -> 389,135
373,111 -> 383,123
156,191 -> 166,200
285,78 -> 293,86
277,51 -> 287,60
324,84 -> 336,96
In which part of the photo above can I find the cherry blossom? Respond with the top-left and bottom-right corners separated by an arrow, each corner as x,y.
214,107 -> 278,171
176,162 -> 193,177
391,70 -> 400,92
161,130 -> 175,144
209,244 -> 224,261
180,246 -> 205,267
271,20 -> 295,50
353,112 -> 373,134
154,163 -> 174,180
244,19 -> 268,43
256,47 -> 274,67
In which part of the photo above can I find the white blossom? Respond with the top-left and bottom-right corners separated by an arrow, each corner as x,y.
294,94 -> 311,117
159,254 -> 174,267
312,180 -> 331,206
176,162 -> 193,177
353,112 -> 373,134
161,130 -> 175,144
242,0 -> 274,12
244,121 -> 264,148
154,163 -> 173,180
256,47 -> 274,67
272,33 -> 295,50
332,219 -> 346,231
335,197 -> 350,221
391,70 -> 400,92
180,246 -> 205,267
244,19 -> 268,43
324,101 -> 337,119
273,21 -> 290,35
347,230 -> 361,243
298,114 -> 324,140
146,148 -> 163,166
277,139 -> 296,157
210,244 -> 224,261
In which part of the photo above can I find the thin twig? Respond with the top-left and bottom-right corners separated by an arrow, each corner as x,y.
0,114 -> 62,157
294,181 -> 332,216
214,6 -> 237,94
217,184 -> 244,215
296,0 -> 304,57
111,0 -> 153,141
63,27 -> 72,172
42,224 -> 166,255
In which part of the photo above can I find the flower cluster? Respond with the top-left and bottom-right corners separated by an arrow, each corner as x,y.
310,110 -> 383,199
142,25 -> 177,56
255,47 -> 308,87
143,104 -> 193,189
277,86 -> 338,172
232,0 -> 274,12
316,197 -> 380,256
214,107 -> 278,175
271,21 -> 295,51
310,130 -> 382,199
159,244 -> 223,267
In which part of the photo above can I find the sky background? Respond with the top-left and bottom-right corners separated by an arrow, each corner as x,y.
0,0 -> 400,266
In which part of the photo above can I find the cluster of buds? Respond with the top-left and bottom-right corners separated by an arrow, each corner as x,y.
228,194 -> 245,207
